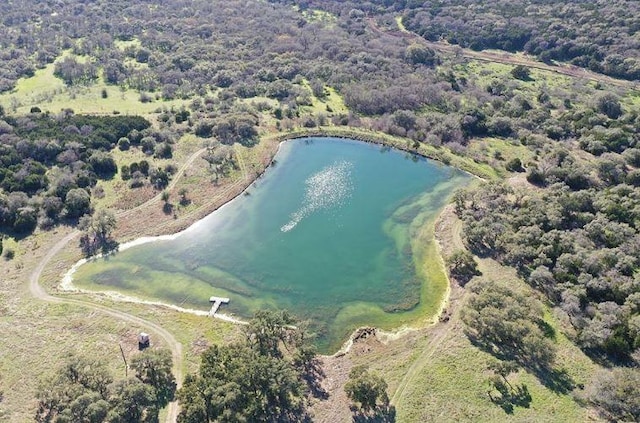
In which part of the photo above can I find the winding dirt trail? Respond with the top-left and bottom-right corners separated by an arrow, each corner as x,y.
390,321 -> 451,407
390,206 -> 467,410
117,147 -> 206,219
26,147 -> 209,423
368,18 -> 638,90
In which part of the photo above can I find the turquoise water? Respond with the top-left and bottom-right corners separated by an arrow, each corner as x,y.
73,137 -> 469,352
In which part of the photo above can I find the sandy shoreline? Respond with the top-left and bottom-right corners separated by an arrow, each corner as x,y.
59,131 -> 462,356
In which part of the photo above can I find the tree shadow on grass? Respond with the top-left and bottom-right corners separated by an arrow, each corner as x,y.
302,357 -> 329,400
488,379 -> 532,414
467,333 -> 575,395
531,366 -> 575,395
351,405 -> 396,423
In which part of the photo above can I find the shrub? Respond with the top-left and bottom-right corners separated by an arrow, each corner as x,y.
506,157 -> 524,172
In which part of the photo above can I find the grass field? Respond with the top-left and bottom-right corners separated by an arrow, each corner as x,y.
0,53 -> 188,116
323,207 -> 600,422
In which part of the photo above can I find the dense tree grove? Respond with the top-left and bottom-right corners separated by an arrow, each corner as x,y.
35,349 -> 175,423
462,279 -> 556,369
455,181 -> 640,360
178,311 -> 318,423
0,112 -> 159,236
399,0 -> 640,81
264,0 -> 640,81
1,0 -> 637,160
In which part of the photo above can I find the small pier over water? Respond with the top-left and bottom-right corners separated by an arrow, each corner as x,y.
209,296 -> 230,316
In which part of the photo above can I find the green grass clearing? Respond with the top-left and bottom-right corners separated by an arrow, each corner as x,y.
0,53 -> 188,115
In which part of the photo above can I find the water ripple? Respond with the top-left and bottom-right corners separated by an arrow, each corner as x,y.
281,160 -> 353,232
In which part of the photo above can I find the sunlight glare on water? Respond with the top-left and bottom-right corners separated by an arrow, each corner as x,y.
71,138 -> 470,352
281,160 -> 353,232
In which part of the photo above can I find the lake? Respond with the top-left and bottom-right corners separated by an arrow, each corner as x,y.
72,137 -> 470,352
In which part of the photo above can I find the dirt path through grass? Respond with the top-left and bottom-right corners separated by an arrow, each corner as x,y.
368,18 -> 638,90
28,228 -> 184,422
25,147 -> 211,423
390,205 -> 467,408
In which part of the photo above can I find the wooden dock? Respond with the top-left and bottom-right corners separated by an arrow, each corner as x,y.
209,296 -> 230,316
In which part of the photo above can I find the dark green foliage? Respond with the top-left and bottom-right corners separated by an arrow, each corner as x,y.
9,114 -> 150,146
506,157 -> 524,172
149,168 -> 169,190
595,93 -> 623,119
79,209 -> 117,257
456,182 -> 640,359
13,206 -> 38,233
400,0 -> 640,81
405,44 -> 438,67
177,311 -> 316,423
460,109 -> 488,138
462,279 -> 556,369
446,250 -> 481,286
120,165 -> 131,181
107,379 -> 157,423
65,188 -> 91,219
0,113 -> 151,236
117,137 -> 130,151
35,356 -> 113,422
1,161 -> 49,195
344,365 -> 389,413
129,349 -> 176,409
153,142 -> 173,159
244,310 -> 297,357
510,65 -> 531,81
88,152 -> 117,178
36,351 -> 174,423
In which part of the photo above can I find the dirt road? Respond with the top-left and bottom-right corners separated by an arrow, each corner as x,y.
369,18 -> 638,91
25,147 -> 210,422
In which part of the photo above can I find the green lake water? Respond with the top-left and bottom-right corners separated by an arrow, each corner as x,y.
72,137 -> 470,352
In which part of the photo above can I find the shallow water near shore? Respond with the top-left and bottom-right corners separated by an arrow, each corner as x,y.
72,137 -> 470,352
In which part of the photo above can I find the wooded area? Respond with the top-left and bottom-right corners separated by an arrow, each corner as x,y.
0,0 -> 639,421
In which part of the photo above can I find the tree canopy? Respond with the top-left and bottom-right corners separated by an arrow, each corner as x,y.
36,349 -> 175,423
344,365 -> 389,413
177,310 -> 317,423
